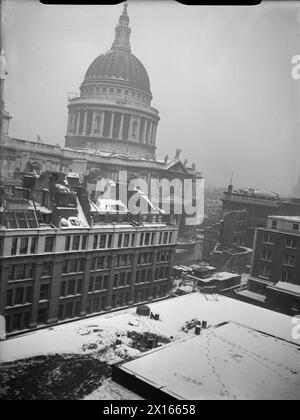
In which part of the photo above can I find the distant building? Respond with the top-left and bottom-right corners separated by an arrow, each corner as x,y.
222,185 -> 300,247
235,215 -> 300,316
294,172 -> 300,198
202,209 -> 251,273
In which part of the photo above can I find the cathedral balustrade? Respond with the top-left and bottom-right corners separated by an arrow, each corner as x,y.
68,96 -> 159,116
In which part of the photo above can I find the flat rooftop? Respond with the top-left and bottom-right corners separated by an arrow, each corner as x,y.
1,293 -> 299,400
268,281 -> 300,297
114,322 -> 300,400
235,289 -> 266,302
1,293 -> 298,364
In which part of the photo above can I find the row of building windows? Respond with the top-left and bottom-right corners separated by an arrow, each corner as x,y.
138,252 -> 153,265
65,235 -> 88,251
93,234 -> 113,249
63,259 -> 85,274
271,220 -> 299,231
5,311 -> 31,333
91,255 -> 111,271
4,278 -> 170,333
261,248 -> 297,267
155,265 -> 170,281
5,306 -> 48,333
81,86 -> 149,104
58,300 -> 81,321
10,236 -> 54,256
157,250 -> 171,263
6,230 -> 174,257
87,294 -> 107,314
89,274 -> 108,292
8,263 -> 35,281
263,234 -> 298,249
117,254 -> 133,267
114,271 -> 132,288
60,278 -> 83,297
5,251 -> 170,283
7,262 -> 51,282
135,268 -> 152,284
109,282 -> 168,309
260,263 -> 298,282
6,283 -> 50,308
6,286 -> 32,307
5,265 -> 169,308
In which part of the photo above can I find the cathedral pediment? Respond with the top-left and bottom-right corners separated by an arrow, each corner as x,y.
165,160 -> 189,174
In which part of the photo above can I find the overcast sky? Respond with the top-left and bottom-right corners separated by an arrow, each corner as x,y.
2,0 -> 300,195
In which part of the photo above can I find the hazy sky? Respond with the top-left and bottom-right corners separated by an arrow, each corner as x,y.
2,0 -> 300,195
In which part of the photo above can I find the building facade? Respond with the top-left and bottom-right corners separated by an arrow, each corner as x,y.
202,209 -> 251,273
235,215 -> 300,315
222,185 -> 300,248
0,174 -> 177,336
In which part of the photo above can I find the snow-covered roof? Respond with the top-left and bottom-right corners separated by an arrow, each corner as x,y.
116,322 -> 300,400
1,293 -> 298,366
95,198 -> 128,213
268,281 -> 300,297
270,215 -> 300,223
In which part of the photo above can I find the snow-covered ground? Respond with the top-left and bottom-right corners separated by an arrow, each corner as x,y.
118,322 -> 300,400
83,379 -> 142,400
0,293 -> 298,365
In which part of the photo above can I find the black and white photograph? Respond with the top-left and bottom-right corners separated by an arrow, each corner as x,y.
0,0 -> 300,402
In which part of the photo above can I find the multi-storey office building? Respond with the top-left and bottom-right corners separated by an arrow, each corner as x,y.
0,176 -> 177,336
239,215 -> 300,315
222,185 -> 300,248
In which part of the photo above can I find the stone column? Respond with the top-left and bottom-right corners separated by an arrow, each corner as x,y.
71,113 -> 76,134
29,261 -> 44,328
47,257 -> 64,324
151,123 -> 157,145
80,255 -> 92,316
67,113 -> 71,134
119,113 -> 124,140
142,119 -> 147,143
148,121 -> 154,145
128,116 -> 134,141
100,112 -> 105,137
136,117 -> 141,142
109,112 -> 115,138
71,113 -> 75,133
76,112 -> 80,135
83,110 -> 88,135
91,111 -> 96,135
145,120 -> 151,144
